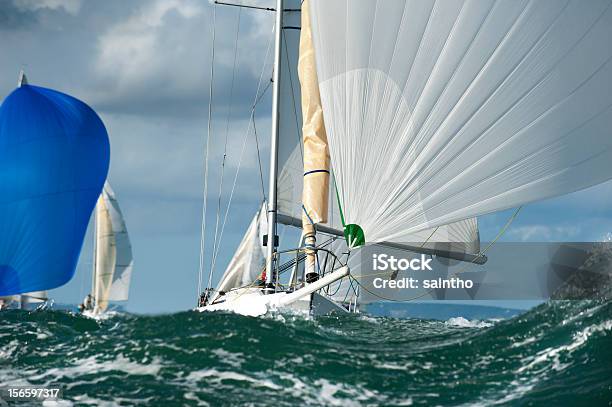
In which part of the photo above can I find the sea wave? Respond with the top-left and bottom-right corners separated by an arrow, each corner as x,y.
0,299 -> 610,406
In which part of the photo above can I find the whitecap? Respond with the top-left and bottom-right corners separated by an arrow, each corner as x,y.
445,317 -> 493,328
184,369 -> 281,390
27,355 -> 163,382
211,348 -> 245,369
517,319 -> 612,374
42,400 -> 73,407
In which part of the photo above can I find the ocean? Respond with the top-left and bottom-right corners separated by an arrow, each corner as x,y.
0,299 -> 610,406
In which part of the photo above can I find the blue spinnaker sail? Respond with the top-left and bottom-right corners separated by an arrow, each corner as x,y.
0,84 -> 110,296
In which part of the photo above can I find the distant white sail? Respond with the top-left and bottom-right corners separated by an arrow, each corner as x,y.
93,182 -> 133,313
212,204 -> 267,301
309,0 -> 612,245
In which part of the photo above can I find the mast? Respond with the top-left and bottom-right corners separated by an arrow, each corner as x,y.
264,0 -> 284,294
92,199 -> 98,304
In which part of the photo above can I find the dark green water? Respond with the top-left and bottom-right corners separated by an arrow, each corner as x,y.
0,300 -> 610,406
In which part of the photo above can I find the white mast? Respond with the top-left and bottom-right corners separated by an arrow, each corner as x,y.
264,0 -> 284,294
92,200 -> 98,306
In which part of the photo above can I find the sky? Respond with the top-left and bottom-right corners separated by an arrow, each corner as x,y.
1,0 -> 612,314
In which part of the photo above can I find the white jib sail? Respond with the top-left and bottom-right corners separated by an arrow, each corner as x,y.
94,182 -> 133,312
309,0 -> 612,243
212,204 -> 267,301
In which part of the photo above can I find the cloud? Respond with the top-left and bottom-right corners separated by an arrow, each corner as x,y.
0,1 -> 277,119
507,225 -> 581,242
12,0 -> 81,15
96,0 -> 201,84
89,0 -> 274,118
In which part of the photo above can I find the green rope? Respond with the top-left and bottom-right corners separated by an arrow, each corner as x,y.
333,174 -> 365,247
332,174 -> 346,228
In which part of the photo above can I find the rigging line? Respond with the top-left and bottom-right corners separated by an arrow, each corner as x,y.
210,119 -> 255,275
250,76 -> 273,204
199,2 -> 217,297
209,22 -> 276,275
246,68 -> 273,202
253,79 -> 272,109
332,173 -> 346,228
420,226 -> 440,248
214,1 -> 275,12
251,113 -> 266,202
210,6 -> 243,279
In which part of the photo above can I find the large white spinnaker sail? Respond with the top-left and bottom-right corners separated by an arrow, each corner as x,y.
93,182 -> 133,313
276,0 -> 481,311
277,0 -> 480,258
309,0 -> 612,245
211,204 -> 267,302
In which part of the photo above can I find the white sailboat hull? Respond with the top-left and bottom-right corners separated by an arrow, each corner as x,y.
197,266 -> 350,317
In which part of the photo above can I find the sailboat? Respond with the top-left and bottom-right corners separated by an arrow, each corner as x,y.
198,0 -> 612,317
0,291 -> 48,311
0,71 -> 109,307
80,182 -> 134,316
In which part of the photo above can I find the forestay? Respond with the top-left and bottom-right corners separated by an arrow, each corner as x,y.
309,0 -> 612,243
